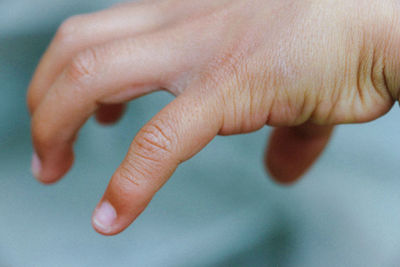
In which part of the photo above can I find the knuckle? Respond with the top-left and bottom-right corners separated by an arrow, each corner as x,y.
117,154 -> 165,189
27,89 -> 38,113
134,119 -> 175,158
55,15 -> 83,44
117,160 -> 143,187
369,51 -> 392,102
207,57 -> 268,133
66,47 -> 99,84
341,47 -> 393,122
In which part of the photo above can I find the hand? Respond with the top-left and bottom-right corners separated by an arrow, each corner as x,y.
27,0 -> 400,235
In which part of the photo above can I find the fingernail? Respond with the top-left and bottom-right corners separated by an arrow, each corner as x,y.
31,152 -> 42,179
93,201 -> 117,233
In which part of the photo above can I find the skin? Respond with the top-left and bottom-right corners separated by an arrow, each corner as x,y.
27,0 -> 400,235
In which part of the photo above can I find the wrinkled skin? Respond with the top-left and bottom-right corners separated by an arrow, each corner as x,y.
27,0 -> 400,235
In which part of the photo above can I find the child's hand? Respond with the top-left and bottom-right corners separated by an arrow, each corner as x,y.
27,0 -> 400,235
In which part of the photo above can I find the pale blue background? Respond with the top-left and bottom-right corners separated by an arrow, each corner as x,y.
2,1 -> 400,266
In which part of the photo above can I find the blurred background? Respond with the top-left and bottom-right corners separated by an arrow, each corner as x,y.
2,0 -> 400,266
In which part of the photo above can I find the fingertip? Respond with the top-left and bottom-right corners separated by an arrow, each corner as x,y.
91,196 -> 142,236
95,104 -> 126,125
92,178 -> 151,236
264,128 -> 308,185
31,149 -> 74,184
92,200 -> 118,235
265,152 -> 302,185
31,152 -> 56,184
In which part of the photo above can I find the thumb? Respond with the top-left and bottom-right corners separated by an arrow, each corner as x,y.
92,90 -> 222,235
